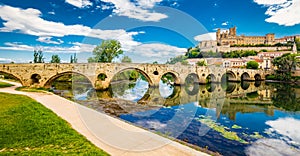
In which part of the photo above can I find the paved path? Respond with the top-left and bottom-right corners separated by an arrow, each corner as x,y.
0,79 -> 208,156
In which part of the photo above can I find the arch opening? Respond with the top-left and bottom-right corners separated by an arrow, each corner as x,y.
0,71 -> 22,84
98,73 -> 107,81
206,83 -> 217,92
206,74 -> 216,83
241,72 -> 251,81
241,81 -> 250,90
159,72 -> 178,98
221,82 -> 237,93
254,74 -> 262,81
45,72 -> 94,100
184,73 -> 200,96
110,68 -> 150,102
30,74 -> 41,85
221,71 -> 237,83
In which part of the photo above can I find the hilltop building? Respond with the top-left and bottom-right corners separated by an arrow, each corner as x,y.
216,26 -> 275,46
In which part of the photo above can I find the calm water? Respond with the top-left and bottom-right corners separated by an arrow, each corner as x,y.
53,79 -> 300,156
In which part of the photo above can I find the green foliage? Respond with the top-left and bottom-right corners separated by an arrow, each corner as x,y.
266,75 -> 276,80
0,81 -> 14,88
33,49 -> 44,63
70,53 -> 77,63
246,91 -> 259,98
246,61 -> 259,69
88,40 -> 123,63
98,73 -> 107,81
272,53 -> 300,81
0,93 -> 109,155
152,61 -> 158,64
196,60 -> 207,66
50,55 -> 61,63
166,55 -> 188,64
121,56 -> 132,63
222,50 -> 258,58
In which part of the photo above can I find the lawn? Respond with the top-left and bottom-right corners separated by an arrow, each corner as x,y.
0,82 -> 14,88
0,92 -> 109,155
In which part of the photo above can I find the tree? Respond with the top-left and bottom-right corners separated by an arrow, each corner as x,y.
50,55 -> 61,63
33,49 -> 44,63
153,61 -> 158,64
121,56 -> 132,63
196,60 -> 207,66
70,53 -> 78,63
88,40 -> 123,63
246,61 -> 259,69
166,55 -> 187,64
272,53 -> 300,81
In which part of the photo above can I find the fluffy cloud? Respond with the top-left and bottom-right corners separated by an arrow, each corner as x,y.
65,0 -> 92,8
221,21 -> 228,26
0,58 -> 12,63
254,0 -> 300,26
101,0 -> 168,21
37,37 -> 64,45
194,32 -> 216,42
127,43 -> 186,63
0,5 -> 140,50
0,42 -> 96,53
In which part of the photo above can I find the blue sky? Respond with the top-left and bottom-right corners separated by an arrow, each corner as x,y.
0,0 -> 299,63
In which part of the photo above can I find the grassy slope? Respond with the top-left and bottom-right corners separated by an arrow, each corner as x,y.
0,82 -> 14,88
0,92 -> 109,155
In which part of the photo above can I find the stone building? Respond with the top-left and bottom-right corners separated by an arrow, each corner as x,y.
216,26 -> 276,46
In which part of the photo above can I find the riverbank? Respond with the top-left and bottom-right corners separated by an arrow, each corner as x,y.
0,92 -> 109,155
0,79 -> 208,156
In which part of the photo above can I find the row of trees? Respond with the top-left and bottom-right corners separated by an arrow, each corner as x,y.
33,50 -> 78,63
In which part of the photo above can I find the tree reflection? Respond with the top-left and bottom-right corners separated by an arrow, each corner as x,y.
271,83 -> 300,111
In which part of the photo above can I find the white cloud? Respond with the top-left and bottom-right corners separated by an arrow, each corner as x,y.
254,0 -> 300,26
194,32 -> 216,42
266,117 -> 300,145
37,37 -> 64,44
0,57 -> 12,63
48,11 -> 55,15
0,5 -> 140,50
0,42 -> 96,53
221,21 -> 228,26
101,0 -> 168,21
65,0 -> 92,8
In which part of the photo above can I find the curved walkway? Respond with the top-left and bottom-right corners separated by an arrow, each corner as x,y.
0,79 -> 208,156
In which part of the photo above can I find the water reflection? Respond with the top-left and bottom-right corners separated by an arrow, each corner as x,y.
52,78 -> 300,156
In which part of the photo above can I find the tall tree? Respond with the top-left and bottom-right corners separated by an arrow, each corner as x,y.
121,56 -> 132,63
50,55 -> 61,63
70,53 -> 78,63
33,49 -> 44,63
33,50 -> 38,63
88,40 -> 123,63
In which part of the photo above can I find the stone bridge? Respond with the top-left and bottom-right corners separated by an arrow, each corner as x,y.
0,63 -> 266,90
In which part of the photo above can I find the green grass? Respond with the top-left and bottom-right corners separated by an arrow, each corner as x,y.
0,82 -> 14,88
15,86 -> 52,93
0,92 -> 109,155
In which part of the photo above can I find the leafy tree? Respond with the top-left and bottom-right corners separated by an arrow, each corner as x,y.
196,60 -> 207,66
50,55 -> 61,63
153,61 -> 158,64
88,40 -> 123,63
272,53 -> 300,81
246,61 -> 259,69
121,56 -> 132,63
166,55 -> 187,64
33,49 -> 44,63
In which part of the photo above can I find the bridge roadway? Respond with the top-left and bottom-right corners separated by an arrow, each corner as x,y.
0,63 -> 267,90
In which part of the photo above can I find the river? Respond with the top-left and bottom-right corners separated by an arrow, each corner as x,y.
52,78 -> 300,156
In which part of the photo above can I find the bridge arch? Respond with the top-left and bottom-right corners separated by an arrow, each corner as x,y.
30,74 -> 41,85
221,71 -> 237,82
241,72 -> 251,81
160,71 -> 180,85
254,74 -> 262,81
44,71 -> 93,88
184,73 -> 200,96
0,71 -> 23,85
110,67 -> 154,86
206,74 -> 217,83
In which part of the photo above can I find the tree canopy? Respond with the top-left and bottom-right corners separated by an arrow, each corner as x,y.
88,40 -> 123,63
33,49 -> 44,63
50,55 -> 61,63
272,53 -> 300,81
246,61 -> 259,69
121,56 -> 132,63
